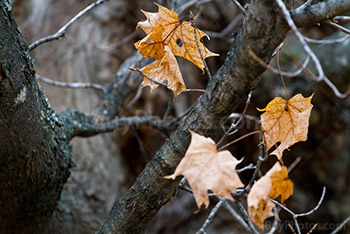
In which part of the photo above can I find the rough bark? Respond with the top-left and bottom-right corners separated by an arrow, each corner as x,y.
0,1 -> 73,233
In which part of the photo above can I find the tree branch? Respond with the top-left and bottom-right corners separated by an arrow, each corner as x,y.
290,0 -> 350,27
29,0 -> 106,51
73,116 -> 176,137
36,75 -> 104,91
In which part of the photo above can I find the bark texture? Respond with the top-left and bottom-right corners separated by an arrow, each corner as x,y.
0,1 -> 72,233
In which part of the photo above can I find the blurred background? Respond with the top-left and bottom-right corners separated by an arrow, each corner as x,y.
9,0 -> 350,233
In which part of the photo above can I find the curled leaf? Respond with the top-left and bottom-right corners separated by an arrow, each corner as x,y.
247,163 -> 293,230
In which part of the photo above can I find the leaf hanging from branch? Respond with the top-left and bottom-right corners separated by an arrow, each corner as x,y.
247,162 -> 293,230
259,93 -> 313,159
165,130 -> 244,209
134,3 -> 218,98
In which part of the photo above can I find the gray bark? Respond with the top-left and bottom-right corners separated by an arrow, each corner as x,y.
0,1 -> 72,233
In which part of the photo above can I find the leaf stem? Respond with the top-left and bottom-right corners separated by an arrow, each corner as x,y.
277,53 -> 289,101
218,130 -> 261,151
191,12 -> 212,79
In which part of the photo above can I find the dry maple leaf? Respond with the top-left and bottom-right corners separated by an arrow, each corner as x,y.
140,46 -> 185,98
136,3 -> 218,70
259,93 -> 313,159
247,162 -> 293,230
165,130 -> 244,209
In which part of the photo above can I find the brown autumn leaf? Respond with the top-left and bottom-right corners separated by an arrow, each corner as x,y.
136,3 -> 218,71
140,46 -> 185,98
247,163 -> 293,230
259,93 -> 313,159
165,130 -> 244,209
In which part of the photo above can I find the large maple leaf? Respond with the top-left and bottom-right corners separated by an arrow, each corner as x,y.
136,3 -> 218,70
259,93 -> 313,159
134,3 -> 218,98
247,163 -> 293,230
165,130 -> 244,209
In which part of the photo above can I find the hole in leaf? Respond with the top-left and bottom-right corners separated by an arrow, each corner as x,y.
176,38 -> 183,47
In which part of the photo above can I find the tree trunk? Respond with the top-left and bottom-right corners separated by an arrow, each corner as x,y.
0,1 -> 72,233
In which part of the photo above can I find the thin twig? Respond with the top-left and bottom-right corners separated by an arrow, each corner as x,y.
229,113 -> 260,124
191,13 -> 213,80
276,0 -> 350,99
218,130 -> 261,151
29,0 -> 106,51
277,53 -> 289,100
36,75 -> 104,91
300,0 -> 313,8
330,215 -> 350,234
217,91 -> 252,147
196,198 -> 226,234
307,224 -> 317,234
304,35 -> 350,44
248,48 -> 310,78
176,0 -> 212,15
185,89 -> 206,92
234,201 -> 259,234
270,187 -> 326,234
126,88 -> 143,109
231,0 -> 246,14
288,223 -> 297,234
287,156 -> 301,173
228,91 -> 252,134
89,30 -> 140,52
295,187 -> 326,217
266,217 -> 279,234
327,21 -> 350,34
276,0 -> 324,80
236,163 -> 256,173
223,202 -> 250,231
294,59 -> 350,99
163,89 -> 173,120
240,133 -> 268,195
270,199 -> 301,234
129,67 -> 167,87
333,16 -> 350,23
205,14 -> 243,39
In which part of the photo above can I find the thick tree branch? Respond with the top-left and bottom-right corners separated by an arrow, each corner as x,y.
73,116 -> 176,137
290,0 -> 350,27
